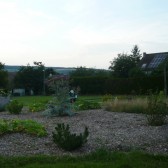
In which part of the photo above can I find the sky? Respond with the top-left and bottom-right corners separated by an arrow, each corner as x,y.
0,0 -> 168,69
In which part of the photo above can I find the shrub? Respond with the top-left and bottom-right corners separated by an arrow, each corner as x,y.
29,102 -> 45,112
0,119 -> 8,134
52,123 -> 89,151
44,75 -> 75,116
146,93 -> 168,126
78,100 -> 101,110
6,100 -> 23,114
0,119 -> 47,137
102,94 -> 112,102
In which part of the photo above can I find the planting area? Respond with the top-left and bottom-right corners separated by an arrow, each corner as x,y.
0,109 -> 168,156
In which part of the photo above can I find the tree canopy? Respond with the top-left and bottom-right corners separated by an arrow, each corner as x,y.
13,62 -> 58,95
109,45 -> 143,78
0,62 -> 8,89
69,66 -> 109,77
130,45 -> 142,65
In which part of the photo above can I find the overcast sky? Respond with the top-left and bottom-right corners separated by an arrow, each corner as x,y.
0,0 -> 168,69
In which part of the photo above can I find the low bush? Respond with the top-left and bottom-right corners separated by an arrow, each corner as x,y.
6,100 -> 23,114
0,119 -> 47,137
78,100 -> 101,110
52,123 -> 89,151
102,94 -> 112,102
146,93 -> 168,126
103,97 -> 147,114
29,102 -> 45,112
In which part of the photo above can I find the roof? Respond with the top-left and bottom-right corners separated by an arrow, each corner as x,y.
139,52 -> 168,70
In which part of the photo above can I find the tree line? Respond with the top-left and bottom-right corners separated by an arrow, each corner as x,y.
0,45 -> 166,95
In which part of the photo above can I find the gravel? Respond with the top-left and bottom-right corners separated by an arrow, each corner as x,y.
0,109 -> 168,156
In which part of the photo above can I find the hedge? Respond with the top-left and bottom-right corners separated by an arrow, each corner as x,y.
71,76 -> 164,95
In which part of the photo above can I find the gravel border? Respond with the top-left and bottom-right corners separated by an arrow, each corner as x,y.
0,109 -> 168,156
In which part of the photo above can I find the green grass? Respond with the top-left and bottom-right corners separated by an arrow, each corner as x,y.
13,96 -> 102,105
12,95 -> 103,110
0,149 -> 168,168
11,95 -> 150,113
13,96 -> 52,106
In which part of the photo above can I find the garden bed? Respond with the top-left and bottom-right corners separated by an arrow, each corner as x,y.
0,109 -> 168,156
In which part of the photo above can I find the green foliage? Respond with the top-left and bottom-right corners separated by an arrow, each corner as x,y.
45,100 -> 73,116
0,89 -> 9,97
129,67 -> 146,78
6,100 -> 23,114
29,102 -> 46,112
109,53 -> 136,78
13,62 -> 58,95
52,123 -> 89,151
0,119 -> 47,137
71,76 -> 164,95
102,94 -> 112,102
109,45 -> 142,78
14,96 -> 51,106
71,76 -> 107,94
146,92 -> 168,126
0,62 -> 8,89
130,45 -> 142,65
45,76 -> 75,116
78,100 -> 101,110
70,66 -> 109,77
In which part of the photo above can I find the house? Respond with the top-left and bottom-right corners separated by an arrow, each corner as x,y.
139,52 -> 168,74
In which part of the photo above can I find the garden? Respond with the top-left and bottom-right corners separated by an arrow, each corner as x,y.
0,89 -> 168,167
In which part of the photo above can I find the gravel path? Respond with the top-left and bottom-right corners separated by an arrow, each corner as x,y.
0,109 -> 168,156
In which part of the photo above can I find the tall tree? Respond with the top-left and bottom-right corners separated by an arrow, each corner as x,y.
109,45 -> 143,78
130,45 -> 142,65
0,62 -> 8,89
109,53 -> 136,78
14,62 -> 58,95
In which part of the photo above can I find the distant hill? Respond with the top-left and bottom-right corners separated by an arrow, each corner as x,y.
4,65 -> 76,75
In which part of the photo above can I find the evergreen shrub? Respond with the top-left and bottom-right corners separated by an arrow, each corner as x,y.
52,123 -> 89,151
6,100 -> 23,114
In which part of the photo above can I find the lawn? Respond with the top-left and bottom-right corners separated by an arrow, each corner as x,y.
13,95 -> 103,105
0,149 -> 168,168
13,96 -> 52,106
